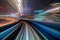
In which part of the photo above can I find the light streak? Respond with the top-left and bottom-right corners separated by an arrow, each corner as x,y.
46,7 -> 60,13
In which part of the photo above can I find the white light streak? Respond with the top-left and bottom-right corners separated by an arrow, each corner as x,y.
25,23 -> 29,40
17,0 -> 23,16
46,7 -> 60,13
17,0 -> 21,3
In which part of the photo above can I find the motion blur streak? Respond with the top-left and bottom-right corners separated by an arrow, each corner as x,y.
0,22 -> 21,40
28,20 -> 60,40
46,7 -> 60,13
0,20 -> 60,40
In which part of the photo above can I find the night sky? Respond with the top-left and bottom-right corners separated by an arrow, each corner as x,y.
27,0 -> 60,9
22,0 -> 60,15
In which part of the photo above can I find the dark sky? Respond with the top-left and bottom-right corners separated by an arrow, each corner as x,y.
27,0 -> 60,9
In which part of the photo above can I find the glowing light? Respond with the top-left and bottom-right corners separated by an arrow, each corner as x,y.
0,6 -> 4,10
0,18 -> 18,27
46,7 -> 60,13
34,10 -> 48,15
34,10 -> 44,13
17,0 -> 23,16
17,0 -> 20,3
50,3 -> 60,7
0,13 -> 18,17
10,14 -> 17,17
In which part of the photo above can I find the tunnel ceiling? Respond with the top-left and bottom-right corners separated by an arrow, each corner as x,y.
22,0 -> 60,19
26,0 -> 60,9
0,0 -> 17,14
